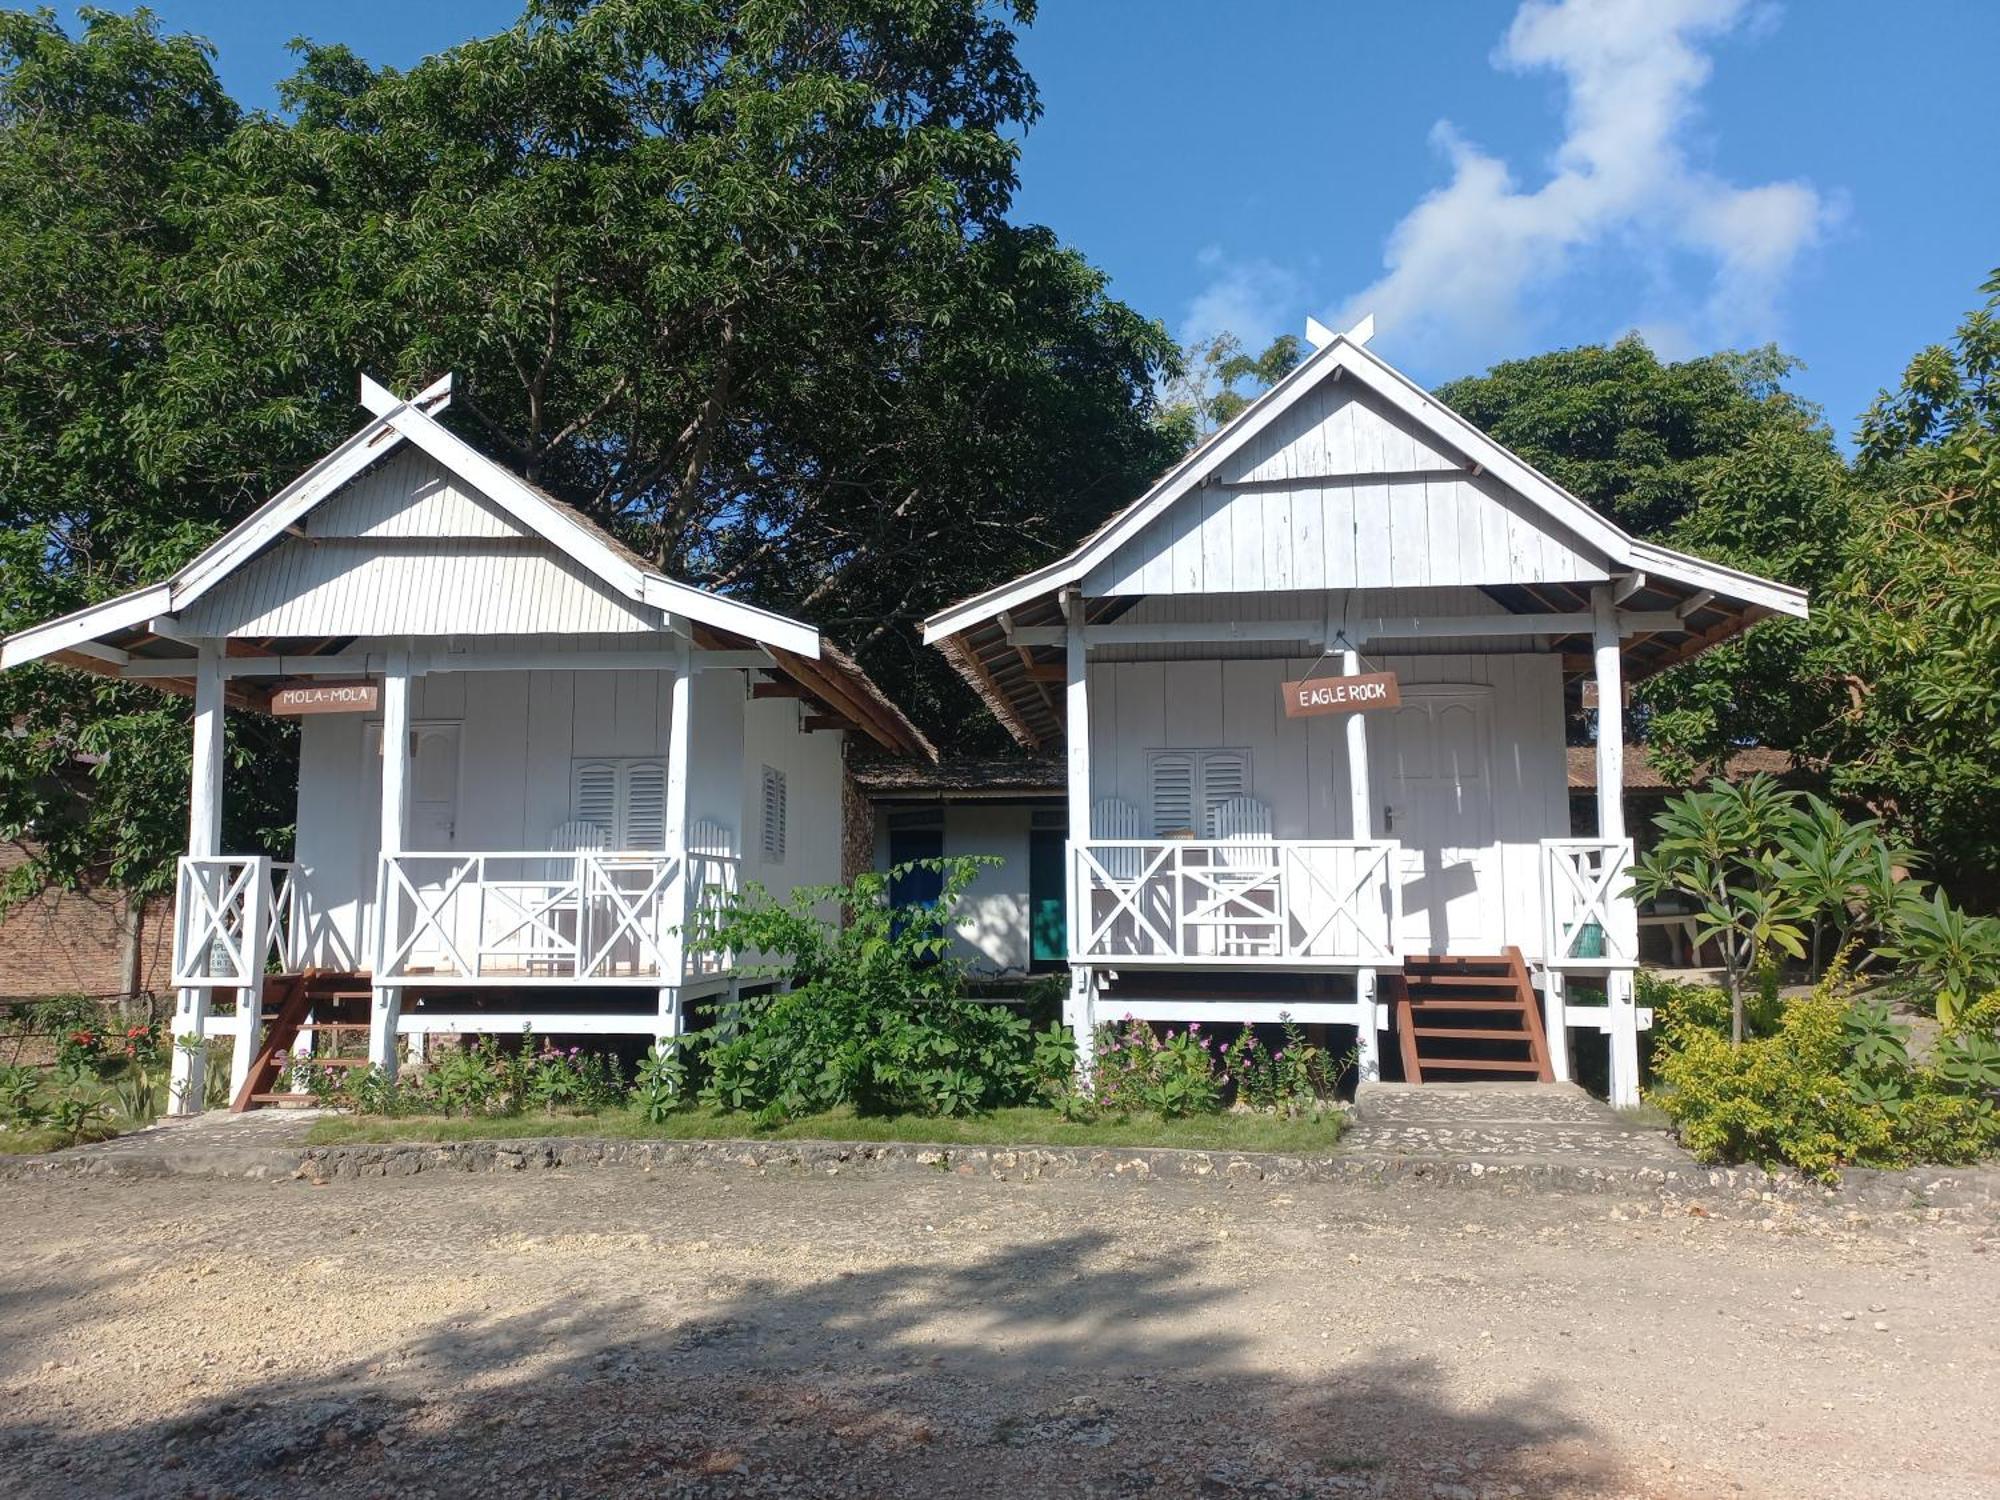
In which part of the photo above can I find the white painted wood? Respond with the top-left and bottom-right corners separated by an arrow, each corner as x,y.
175,537 -> 662,638
396,1011 -> 680,1037
306,448 -> 528,539
1009,608 -> 1684,648
661,637 -> 693,984
1590,583 -> 1640,1103
226,856 -> 272,1105
187,643 -> 225,859
1591,586 -> 1626,846
1071,839 -> 1397,965
169,642 -> 226,1113
922,334 -> 1806,646
1106,998 -> 1367,1026
370,650 -> 413,1073
1542,970 -> 1572,1082
1372,687 -> 1498,955
1341,647 -> 1381,1081
1082,650 -> 1566,960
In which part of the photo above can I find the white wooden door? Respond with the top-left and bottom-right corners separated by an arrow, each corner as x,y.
1368,689 -> 1498,955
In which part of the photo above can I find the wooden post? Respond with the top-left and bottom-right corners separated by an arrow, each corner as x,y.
369,648 -> 412,1075
169,642 -> 226,1114
1342,647 -> 1382,1082
1063,591 -> 1096,1078
1592,585 -> 1639,1107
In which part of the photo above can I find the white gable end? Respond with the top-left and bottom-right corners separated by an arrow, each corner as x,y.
1084,379 -> 1609,597
306,448 -> 529,540
1214,377 -> 1463,485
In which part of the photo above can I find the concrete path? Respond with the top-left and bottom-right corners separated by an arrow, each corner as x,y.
1345,1082 -> 1691,1172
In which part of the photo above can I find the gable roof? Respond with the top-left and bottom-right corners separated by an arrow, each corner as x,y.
922,330 -> 1810,749
2,374 -> 934,759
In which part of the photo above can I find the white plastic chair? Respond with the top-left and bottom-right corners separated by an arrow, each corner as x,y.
1204,795 -> 1280,955
1091,797 -> 1143,881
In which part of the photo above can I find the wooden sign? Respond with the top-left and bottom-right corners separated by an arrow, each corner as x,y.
269,681 -> 379,715
1580,681 -> 1632,711
1281,671 -> 1401,718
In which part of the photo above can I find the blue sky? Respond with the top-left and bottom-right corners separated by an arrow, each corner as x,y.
118,1 -> 2000,442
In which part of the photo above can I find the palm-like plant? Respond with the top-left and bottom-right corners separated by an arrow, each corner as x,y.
1631,775 -> 1812,1043
1875,891 -> 2000,1029
1774,795 -> 1914,978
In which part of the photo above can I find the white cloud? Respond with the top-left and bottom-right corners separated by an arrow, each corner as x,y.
1324,0 -> 1832,369
1180,247 -> 1306,352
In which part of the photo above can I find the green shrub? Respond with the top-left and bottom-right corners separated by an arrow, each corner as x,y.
693,858 -> 1062,1125
1650,967 -> 2000,1180
1089,1020 -> 1223,1119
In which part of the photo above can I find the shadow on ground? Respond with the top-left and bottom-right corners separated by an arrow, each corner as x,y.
0,1216 -> 1643,1500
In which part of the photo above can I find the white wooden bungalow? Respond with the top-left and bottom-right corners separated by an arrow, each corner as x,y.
2,374 -> 933,1112
923,319 -> 1806,1105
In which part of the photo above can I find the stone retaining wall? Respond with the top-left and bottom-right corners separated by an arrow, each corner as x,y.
7,1129 -> 1996,1212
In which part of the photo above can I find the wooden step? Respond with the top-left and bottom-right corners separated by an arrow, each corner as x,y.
1390,947 -> 1553,1085
248,1092 -> 316,1105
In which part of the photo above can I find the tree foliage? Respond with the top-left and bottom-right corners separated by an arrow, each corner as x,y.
1811,272 -> 2000,897
0,2 -> 1181,901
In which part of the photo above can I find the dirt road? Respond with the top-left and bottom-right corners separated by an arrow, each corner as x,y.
0,1167 -> 1994,1498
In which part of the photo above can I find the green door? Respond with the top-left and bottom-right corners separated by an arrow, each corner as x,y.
1028,827 -> 1067,966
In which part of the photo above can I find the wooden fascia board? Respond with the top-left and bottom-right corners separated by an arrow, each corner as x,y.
768,647 -> 907,756
940,632 -> 1042,752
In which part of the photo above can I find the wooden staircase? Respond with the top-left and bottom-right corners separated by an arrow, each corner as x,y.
230,973 -> 374,1111
1387,948 -> 1554,1083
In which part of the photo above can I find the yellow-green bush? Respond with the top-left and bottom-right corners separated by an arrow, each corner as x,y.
1648,973 -> 2000,1181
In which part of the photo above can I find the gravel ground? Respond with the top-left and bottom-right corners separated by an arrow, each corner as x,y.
1,1168 -> 1996,1500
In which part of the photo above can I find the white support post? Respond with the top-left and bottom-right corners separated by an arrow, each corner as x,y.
1592,585 -> 1640,1107
654,986 -> 683,1054
227,856 -> 272,1105
170,642 -> 226,1114
369,648 -> 412,1075
662,634 -> 694,989
1063,591 -> 1096,1079
1341,647 -> 1382,1082
1542,970 -> 1572,1082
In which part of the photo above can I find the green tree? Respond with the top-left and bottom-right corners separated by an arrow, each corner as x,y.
1159,330 -> 1301,441
0,3 -> 1181,904
1809,270 -> 2000,900
1438,337 -> 1854,770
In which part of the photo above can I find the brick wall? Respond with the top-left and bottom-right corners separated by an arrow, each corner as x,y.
0,844 -> 175,1000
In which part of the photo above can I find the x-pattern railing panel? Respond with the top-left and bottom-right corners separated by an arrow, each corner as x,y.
375,850 -> 735,984
1071,840 -> 1399,964
1540,838 -> 1638,967
173,857 -> 306,985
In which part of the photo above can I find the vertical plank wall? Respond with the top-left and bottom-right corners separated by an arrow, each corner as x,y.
1084,651 -> 1569,958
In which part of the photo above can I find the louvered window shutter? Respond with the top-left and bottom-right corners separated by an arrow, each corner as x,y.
760,766 -> 787,863
573,761 -> 618,842
623,762 -> 667,850
1150,753 -> 1195,836
1200,751 -> 1248,827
